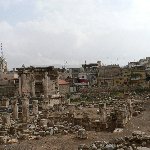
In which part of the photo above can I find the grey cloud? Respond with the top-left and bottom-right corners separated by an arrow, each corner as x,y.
1,0 -> 150,69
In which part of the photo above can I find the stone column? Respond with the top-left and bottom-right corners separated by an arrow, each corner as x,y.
128,99 -> 133,120
33,100 -> 38,115
22,73 -> 28,96
102,103 -> 107,122
99,103 -> 107,122
31,81 -> 36,97
42,72 -> 49,98
19,76 -> 22,97
12,98 -> 18,120
22,73 -> 26,87
30,73 -> 36,97
22,97 -> 29,123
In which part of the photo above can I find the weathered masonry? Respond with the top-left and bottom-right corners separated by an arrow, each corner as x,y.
16,66 -> 59,97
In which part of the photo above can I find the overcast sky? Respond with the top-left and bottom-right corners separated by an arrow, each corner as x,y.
0,0 -> 150,69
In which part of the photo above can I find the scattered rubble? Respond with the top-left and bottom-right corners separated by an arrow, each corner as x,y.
0,92 -> 148,146
78,131 -> 150,150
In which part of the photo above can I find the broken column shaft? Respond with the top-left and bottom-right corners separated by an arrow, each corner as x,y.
22,97 -> 29,123
99,103 -> 107,122
32,100 -> 38,115
12,98 -> 18,120
102,103 -> 107,122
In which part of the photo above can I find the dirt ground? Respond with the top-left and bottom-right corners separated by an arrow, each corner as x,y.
1,100 -> 150,150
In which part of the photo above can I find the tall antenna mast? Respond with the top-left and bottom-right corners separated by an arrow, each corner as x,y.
1,43 -> 3,58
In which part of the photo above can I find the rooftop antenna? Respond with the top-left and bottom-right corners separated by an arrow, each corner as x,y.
1,43 -> 3,58
64,60 -> 67,69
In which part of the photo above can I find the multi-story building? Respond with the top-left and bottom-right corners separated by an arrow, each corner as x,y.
68,68 -> 81,79
82,61 -> 101,86
128,62 -> 139,68
98,64 -> 121,87
130,65 -> 147,88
